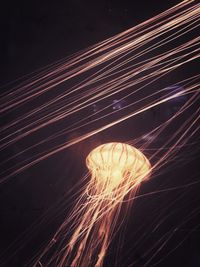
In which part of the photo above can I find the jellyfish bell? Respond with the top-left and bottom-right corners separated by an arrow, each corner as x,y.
86,142 -> 151,196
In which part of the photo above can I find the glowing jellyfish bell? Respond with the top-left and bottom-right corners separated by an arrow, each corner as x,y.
86,142 -> 151,197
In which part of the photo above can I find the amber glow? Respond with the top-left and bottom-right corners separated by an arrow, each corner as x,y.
86,143 -> 151,196
37,143 -> 151,267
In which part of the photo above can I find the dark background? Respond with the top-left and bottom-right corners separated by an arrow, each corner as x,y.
1,0 -> 184,84
1,1 -> 200,266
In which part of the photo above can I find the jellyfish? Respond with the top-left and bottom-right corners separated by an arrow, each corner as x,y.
35,142 -> 151,267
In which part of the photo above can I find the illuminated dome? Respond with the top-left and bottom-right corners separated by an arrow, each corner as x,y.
86,142 -> 151,193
